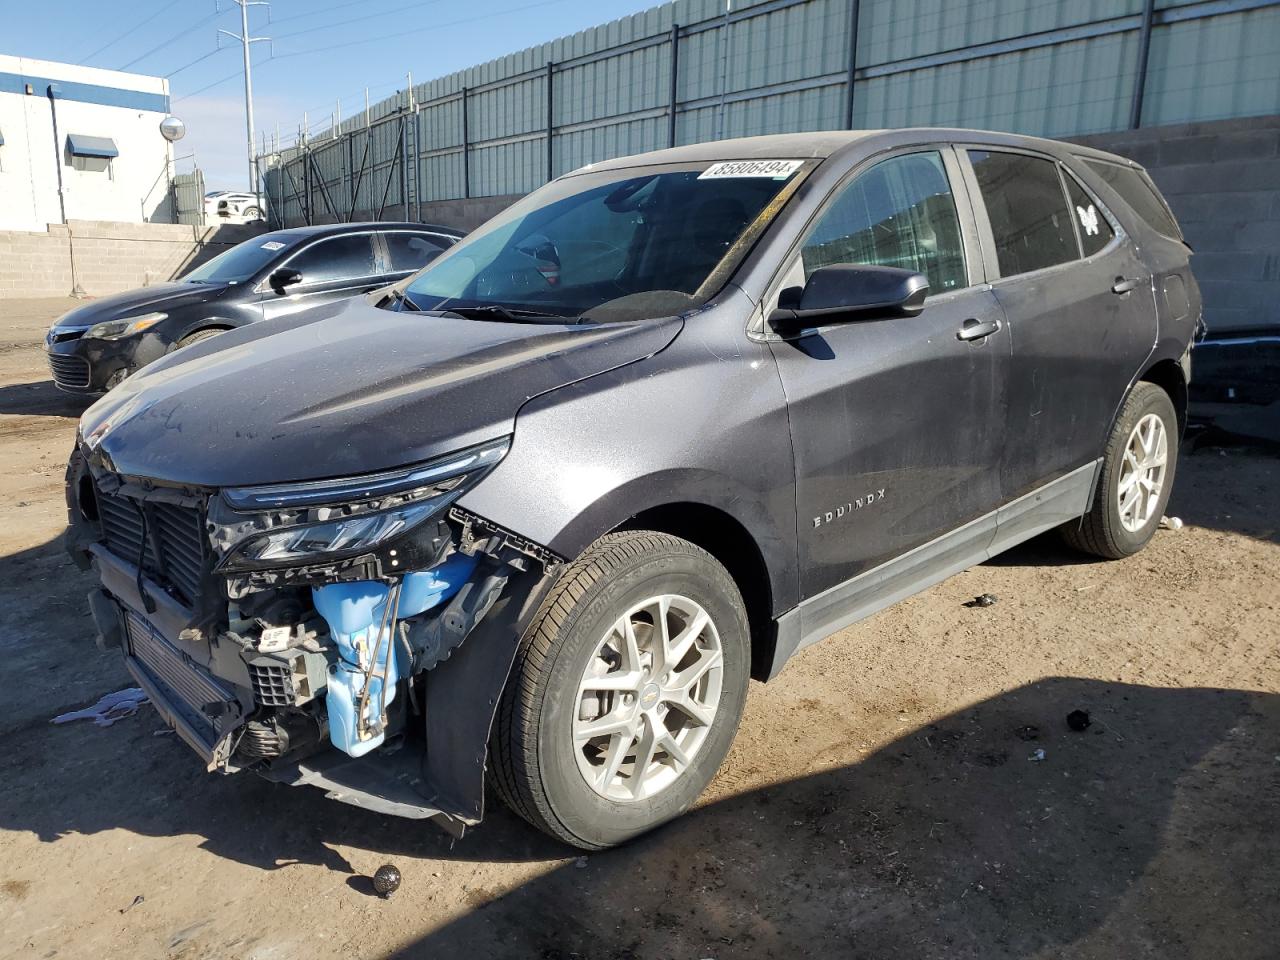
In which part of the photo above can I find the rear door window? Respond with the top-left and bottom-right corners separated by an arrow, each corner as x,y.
286,234 -> 379,285
1082,159 -> 1182,240
1062,173 -> 1115,258
968,150 -> 1077,277
801,151 -> 967,295
384,232 -> 450,272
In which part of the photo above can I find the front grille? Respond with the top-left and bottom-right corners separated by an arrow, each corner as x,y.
94,486 -> 207,605
48,353 -> 90,388
124,608 -> 234,745
248,659 -> 296,707
49,328 -> 85,344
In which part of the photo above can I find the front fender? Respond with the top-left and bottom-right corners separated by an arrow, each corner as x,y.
457,323 -> 799,616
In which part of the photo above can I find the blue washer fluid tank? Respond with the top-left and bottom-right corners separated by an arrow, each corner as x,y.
313,551 -> 478,757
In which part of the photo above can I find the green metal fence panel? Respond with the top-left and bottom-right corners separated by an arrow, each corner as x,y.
1143,6 -> 1280,124
260,0 -> 1280,227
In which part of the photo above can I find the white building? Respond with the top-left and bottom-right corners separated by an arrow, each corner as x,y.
0,55 -> 175,231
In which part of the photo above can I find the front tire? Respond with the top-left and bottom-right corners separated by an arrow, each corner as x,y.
490,531 -> 750,849
176,328 -> 225,349
1064,381 -> 1178,559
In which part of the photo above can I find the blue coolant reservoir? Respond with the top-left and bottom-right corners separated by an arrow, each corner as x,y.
313,552 -> 477,757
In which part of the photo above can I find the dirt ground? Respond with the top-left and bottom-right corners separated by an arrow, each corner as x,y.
1,297 -> 1277,960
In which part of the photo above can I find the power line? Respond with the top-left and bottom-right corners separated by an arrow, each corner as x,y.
173,57 -> 271,103
119,6 -> 231,71
81,0 -> 186,64
268,0 -> 391,26
271,0 -> 446,41
165,46 -> 231,80
271,0 -> 573,61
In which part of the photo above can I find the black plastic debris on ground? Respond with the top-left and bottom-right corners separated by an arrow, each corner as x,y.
1066,709 -> 1092,732
964,594 -> 999,608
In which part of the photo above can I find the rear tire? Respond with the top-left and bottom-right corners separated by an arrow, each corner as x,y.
490,531 -> 750,849
1063,381 -> 1178,559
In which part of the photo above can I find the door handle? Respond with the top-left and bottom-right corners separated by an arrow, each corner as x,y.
1112,277 -> 1141,295
957,317 -> 1001,342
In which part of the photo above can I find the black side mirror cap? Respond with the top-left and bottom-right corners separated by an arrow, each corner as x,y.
769,264 -> 929,335
269,267 -> 303,294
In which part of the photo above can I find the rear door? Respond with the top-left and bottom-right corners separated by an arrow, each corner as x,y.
959,147 -> 1156,503
766,147 -> 1010,598
258,232 -> 386,321
379,230 -> 454,280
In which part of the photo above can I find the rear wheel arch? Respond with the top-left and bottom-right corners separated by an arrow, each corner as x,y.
1138,358 -> 1188,437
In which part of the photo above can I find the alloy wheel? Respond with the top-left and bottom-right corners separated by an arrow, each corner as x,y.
1117,412 -> 1168,533
572,594 -> 723,802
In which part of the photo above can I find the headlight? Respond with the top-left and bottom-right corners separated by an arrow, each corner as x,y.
229,500 -> 442,565
216,437 -> 510,569
86,312 -> 167,340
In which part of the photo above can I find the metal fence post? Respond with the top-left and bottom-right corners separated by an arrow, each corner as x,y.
461,85 -> 470,200
546,61 -> 555,182
400,112 -> 410,218
1129,0 -> 1155,129
844,0 -> 860,129
668,23 -> 680,148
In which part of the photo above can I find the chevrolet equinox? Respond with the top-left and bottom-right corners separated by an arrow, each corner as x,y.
67,129 -> 1199,849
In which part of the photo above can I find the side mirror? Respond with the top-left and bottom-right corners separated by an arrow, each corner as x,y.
768,264 -> 929,334
268,267 -> 303,294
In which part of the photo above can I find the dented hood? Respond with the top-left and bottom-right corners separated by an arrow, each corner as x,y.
79,297 -> 682,487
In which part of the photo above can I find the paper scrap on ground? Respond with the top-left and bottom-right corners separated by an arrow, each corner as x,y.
52,688 -> 149,727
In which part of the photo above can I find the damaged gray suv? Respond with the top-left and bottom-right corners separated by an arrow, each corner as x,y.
67,129 -> 1198,849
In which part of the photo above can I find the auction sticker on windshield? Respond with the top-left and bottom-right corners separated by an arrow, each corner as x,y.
698,159 -> 803,180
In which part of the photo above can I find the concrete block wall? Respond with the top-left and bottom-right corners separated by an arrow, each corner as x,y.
1072,115 -> 1280,335
0,220 -> 265,298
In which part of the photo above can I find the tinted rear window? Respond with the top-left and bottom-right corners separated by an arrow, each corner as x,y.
1063,173 -> 1115,258
969,150 -> 1077,277
1083,159 -> 1181,239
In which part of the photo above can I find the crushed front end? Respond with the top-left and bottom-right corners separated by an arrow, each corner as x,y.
65,436 -> 557,836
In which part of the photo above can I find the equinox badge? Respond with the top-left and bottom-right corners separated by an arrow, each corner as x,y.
813,489 -> 886,528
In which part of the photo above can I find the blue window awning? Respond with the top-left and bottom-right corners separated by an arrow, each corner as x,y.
67,134 -> 118,159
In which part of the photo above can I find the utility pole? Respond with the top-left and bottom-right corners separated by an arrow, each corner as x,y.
221,0 -> 270,196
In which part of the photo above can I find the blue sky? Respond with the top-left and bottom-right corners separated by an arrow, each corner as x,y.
5,0 -> 650,189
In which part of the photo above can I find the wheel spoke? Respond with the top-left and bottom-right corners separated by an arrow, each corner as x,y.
618,614 -> 642,673
629,717 -> 659,798
665,608 -> 709,670
597,730 -> 634,789
660,732 -> 691,771
580,670 -> 643,692
665,691 -> 715,728
575,712 -> 637,742
671,646 -> 722,692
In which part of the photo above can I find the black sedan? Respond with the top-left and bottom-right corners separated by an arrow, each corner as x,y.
45,221 -> 462,393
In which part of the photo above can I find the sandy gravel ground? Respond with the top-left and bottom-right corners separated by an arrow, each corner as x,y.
1,298 -> 1276,960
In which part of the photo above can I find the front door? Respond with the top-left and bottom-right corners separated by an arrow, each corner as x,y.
767,149 -> 1009,600
258,231 -> 391,322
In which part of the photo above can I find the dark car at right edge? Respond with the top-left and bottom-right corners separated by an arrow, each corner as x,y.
65,128 -> 1198,850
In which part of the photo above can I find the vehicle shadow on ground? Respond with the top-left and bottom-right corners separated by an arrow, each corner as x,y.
0,378 -> 92,419
2,675 -> 1275,958
989,445 -> 1280,569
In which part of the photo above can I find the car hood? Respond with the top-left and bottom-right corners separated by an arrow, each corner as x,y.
52,282 -> 229,330
79,297 -> 683,487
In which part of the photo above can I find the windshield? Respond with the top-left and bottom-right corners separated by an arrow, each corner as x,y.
182,234 -> 300,284
400,160 -> 806,321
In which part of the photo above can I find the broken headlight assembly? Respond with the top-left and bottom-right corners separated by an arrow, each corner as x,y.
214,437 -> 510,572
